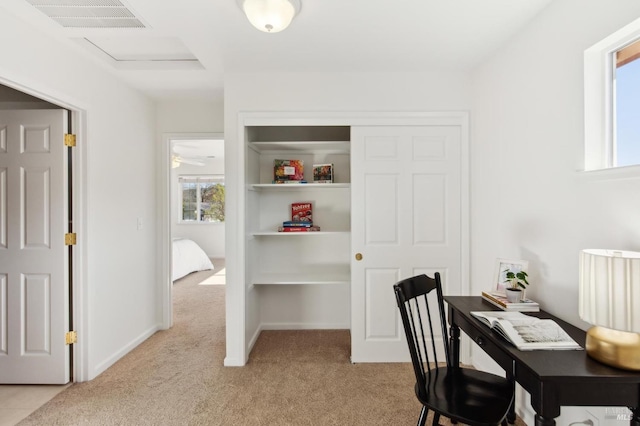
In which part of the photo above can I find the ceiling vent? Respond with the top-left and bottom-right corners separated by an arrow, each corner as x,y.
25,0 -> 145,28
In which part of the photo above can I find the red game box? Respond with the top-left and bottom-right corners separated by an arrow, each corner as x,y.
291,202 -> 312,223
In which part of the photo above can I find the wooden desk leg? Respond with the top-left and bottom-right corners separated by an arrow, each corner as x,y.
449,324 -> 460,367
630,407 -> 640,426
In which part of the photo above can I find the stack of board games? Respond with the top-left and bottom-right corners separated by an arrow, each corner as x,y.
278,202 -> 320,232
273,159 -> 305,183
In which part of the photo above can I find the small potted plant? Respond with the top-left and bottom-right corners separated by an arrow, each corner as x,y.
504,269 -> 529,303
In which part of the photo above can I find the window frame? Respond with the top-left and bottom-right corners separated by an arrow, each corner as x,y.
584,17 -> 640,174
178,174 -> 225,224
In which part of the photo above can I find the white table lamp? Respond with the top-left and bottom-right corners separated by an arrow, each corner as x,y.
579,249 -> 640,370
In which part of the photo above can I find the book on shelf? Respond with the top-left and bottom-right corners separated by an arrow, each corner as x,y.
470,311 -> 582,351
291,202 -> 313,223
282,221 -> 313,227
273,180 -> 307,184
277,226 -> 321,232
313,163 -> 334,183
481,291 -> 540,312
274,159 -> 304,183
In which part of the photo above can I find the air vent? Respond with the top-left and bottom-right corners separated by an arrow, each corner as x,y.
25,0 -> 145,28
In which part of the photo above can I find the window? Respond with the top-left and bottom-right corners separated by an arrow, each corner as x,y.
584,17 -> 640,172
614,39 -> 640,167
179,176 -> 225,223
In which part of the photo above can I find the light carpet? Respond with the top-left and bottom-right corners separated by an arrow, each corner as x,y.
19,262 -> 524,425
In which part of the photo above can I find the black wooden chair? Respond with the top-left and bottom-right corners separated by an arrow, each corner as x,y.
394,273 -> 514,426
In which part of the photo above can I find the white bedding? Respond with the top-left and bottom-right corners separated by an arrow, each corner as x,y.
172,238 -> 214,281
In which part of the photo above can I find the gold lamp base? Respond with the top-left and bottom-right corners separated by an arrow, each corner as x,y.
585,326 -> 640,370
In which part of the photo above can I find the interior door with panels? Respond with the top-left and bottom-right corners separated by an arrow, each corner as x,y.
0,109 -> 70,384
351,125 -> 463,362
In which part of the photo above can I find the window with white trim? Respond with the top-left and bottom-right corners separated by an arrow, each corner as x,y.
614,39 -> 640,167
179,175 -> 225,223
584,18 -> 640,172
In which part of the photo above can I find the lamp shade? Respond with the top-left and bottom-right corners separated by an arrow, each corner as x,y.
238,0 -> 300,33
579,249 -> 640,333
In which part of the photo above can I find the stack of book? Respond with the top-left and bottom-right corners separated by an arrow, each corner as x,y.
277,202 -> 320,232
278,221 -> 321,232
481,291 -> 540,312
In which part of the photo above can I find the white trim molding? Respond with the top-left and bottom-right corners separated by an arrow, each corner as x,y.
584,16 -> 640,172
159,132 -> 225,331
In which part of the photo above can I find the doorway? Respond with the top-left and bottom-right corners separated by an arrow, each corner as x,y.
161,133 -> 225,329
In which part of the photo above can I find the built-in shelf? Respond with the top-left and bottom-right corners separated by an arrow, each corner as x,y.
249,183 -> 350,190
252,272 -> 350,285
251,231 -> 349,236
248,141 -> 350,154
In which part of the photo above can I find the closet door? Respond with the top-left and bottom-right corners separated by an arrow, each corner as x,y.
0,109 -> 70,383
351,125 -> 463,362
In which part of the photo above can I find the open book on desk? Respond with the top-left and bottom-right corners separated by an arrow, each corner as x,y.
470,311 -> 582,351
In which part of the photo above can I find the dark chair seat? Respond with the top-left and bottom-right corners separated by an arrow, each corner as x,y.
394,273 -> 514,426
415,366 -> 513,425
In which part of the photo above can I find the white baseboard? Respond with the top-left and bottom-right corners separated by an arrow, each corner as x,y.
260,322 -> 350,330
247,323 -> 263,355
91,324 -> 160,379
223,356 -> 245,366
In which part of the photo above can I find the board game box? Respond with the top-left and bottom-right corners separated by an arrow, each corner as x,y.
274,159 -> 304,182
291,202 -> 312,222
312,163 -> 334,183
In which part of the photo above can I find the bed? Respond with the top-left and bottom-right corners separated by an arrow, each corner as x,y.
172,238 -> 214,281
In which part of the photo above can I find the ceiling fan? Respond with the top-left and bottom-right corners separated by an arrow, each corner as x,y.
171,140 -> 221,168
171,155 -> 206,168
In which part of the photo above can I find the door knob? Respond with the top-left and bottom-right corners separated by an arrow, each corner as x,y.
355,253 -> 363,261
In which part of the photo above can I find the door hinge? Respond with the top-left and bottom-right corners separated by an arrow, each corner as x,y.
65,233 -> 76,245
64,134 -> 76,147
65,331 -> 77,345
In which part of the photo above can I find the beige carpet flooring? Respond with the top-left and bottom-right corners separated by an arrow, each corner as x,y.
19,260 -> 525,425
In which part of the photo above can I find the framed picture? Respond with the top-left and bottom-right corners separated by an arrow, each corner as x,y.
493,258 -> 529,294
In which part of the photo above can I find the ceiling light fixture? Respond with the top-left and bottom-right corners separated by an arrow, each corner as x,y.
237,0 -> 301,33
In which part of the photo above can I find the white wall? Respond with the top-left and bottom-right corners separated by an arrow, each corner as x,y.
224,71 -> 472,364
171,157 -> 225,258
0,11 -> 159,380
156,100 -> 223,134
471,0 -> 640,423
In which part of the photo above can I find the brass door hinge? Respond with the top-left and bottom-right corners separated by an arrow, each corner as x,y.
65,233 -> 76,245
65,331 -> 77,345
64,134 -> 76,147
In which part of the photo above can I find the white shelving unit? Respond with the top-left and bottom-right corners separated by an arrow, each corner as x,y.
245,126 -> 351,288
252,231 -> 349,236
248,140 -> 350,154
249,183 -> 350,190
252,270 -> 350,286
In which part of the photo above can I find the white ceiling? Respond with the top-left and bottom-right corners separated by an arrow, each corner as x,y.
173,139 -> 224,160
1,0 -> 554,101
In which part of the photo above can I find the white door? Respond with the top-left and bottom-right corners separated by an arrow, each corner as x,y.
351,125 -> 463,362
0,109 -> 70,383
